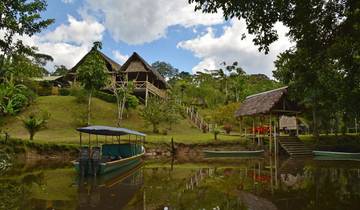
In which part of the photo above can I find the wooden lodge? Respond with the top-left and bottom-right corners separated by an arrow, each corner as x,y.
67,49 -> 169,105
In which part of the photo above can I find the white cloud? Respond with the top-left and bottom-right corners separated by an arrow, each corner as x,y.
112,50 -> 129,64
42,15 -> 104,45
62,0 -> 74,4
82,0 -> 224,44
1,15 -> 106,71
177,20 -> 293,77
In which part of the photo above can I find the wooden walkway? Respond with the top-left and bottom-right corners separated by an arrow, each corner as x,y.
185,106 -> 210,133
278,136 -> 312,157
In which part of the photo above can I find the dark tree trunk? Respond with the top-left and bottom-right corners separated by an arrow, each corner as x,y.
312,107 -> 319,138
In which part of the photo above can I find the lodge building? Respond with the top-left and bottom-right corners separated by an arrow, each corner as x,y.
66,49 -> 169,105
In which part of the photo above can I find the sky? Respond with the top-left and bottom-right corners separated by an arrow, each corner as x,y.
15,0 -> 293,77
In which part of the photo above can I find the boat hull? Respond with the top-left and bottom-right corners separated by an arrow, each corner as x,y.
203,150 -> 264,158
313,151 -> 360,160
74,152 -> 144,176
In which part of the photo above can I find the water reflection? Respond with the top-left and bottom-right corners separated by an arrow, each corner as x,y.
0,158 -> 360,210
77,164 -> 143,210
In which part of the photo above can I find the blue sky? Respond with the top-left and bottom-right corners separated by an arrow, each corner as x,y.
29,0 -> 292,77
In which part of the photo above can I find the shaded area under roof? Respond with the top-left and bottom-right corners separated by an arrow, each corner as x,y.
235,86 -> 300,117
77,125 -> 146,137
69,49 -> 121,73
120,52 -> 169,88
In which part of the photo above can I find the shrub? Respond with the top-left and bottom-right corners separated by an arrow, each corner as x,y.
70,86 -> 87,104
213,128 -> 220,140
21,111 -> 50,140
72,107 -> 88,127
223,124 -> 233,134
59,88 -> 70,96
94,90 -> 116,103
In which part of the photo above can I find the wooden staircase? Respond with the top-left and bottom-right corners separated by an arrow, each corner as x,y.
278,136 -> 313,157
185,106 -> 210,133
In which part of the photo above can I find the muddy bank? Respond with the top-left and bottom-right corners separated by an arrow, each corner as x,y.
145,141 -> 258,160
0,138 -> 78,161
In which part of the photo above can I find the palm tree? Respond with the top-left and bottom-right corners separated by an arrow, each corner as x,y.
22,112 -> 49,140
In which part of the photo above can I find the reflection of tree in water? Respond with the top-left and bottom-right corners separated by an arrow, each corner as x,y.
0,149 -> 12,175
139,163 -> 268,210
272,164 -> 360,210
0,172 -> 44,210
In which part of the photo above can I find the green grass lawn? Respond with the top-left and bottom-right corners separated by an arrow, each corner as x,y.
0,96 -> 241,145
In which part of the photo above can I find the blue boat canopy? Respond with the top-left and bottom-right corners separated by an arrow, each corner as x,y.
77,125 -> 146,137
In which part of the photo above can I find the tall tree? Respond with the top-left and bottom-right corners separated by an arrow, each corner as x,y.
189,0 -> 360,136
76,42 -> 108,125
151,61 -> 179,79
0,0 -> 54,78
51,65 -> 68,76
141,97 -> 164,133
109,78 -> 136,126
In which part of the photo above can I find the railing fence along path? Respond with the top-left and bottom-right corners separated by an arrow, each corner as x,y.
185,106 -> 211,133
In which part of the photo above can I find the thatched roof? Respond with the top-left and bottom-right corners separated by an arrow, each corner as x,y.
235,86 -> 300,117
119,52 -> 168,87
69,49 -> 121,74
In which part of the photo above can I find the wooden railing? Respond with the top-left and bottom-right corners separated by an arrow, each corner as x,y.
117,81 -> 166,98
185,106 -> 210,133
146,82 -> 166,98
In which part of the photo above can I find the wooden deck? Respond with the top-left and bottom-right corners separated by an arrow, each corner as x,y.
118,81 -> 166,98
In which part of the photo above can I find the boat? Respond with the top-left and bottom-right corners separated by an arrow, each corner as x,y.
203,150 -> 264,158
313,150 -> 360,160
73,125 -> 146,176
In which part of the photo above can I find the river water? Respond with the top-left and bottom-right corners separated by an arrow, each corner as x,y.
0,157 -> 360,210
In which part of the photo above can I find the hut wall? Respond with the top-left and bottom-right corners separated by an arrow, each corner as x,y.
125,61 -> 147,72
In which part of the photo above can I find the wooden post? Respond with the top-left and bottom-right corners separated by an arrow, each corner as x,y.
274,120 -> 277,155
257,116 -> 261,146
296,113 -> 299,136
239,117 -> 243,137
171,137 -> 175,155
252,117 -> 255,144
145,73 -> 149,106
355,117 -> 358,135
269,114 -> 272,156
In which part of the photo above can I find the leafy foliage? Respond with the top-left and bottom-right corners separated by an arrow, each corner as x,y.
141,97 -> 164,133
0,0 -> 54,79
151,61 -> 179,79
76,42 -> 109,125
188,0 -> 360,136
0,83 -> 35,116
141,97 -> 181,133
21,111 -> 50,140
51,65 -> 68,76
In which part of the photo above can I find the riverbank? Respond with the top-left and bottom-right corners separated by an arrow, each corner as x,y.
0,135 -> 251,161
2,134 -> 360,162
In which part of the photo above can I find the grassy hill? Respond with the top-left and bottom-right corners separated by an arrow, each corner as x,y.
0,96 -> 240,145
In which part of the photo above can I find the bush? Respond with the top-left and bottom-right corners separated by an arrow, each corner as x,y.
213,128 -> 220,140
21,111 -> 50,140
59,88 -> 70,96
70,86 -> 87,104
72,106 -> 88,127
223,124 -> 233,134
94,90 -> 116,103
